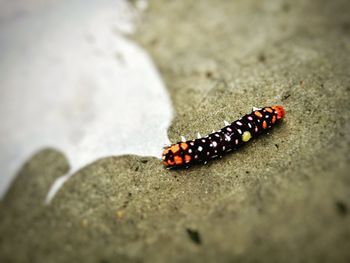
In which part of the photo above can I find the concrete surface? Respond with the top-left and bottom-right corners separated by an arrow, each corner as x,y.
1,0 -> 350,262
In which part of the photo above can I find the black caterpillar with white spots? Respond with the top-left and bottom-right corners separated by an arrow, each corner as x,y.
162,105 -> 285,168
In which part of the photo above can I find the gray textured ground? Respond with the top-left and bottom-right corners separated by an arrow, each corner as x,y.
1,0 -> 350,262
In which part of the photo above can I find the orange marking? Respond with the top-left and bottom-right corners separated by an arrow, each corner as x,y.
184,154 -> 191,163
272,115 -> 276,124
254,111 -> 263,118
262,120 -> 267,129
180,142 -> 188,150
174,156 -> 183,165
265,107 -> 273,113
170,144 -> 180,153
272,105 -> 285,120
166,159 -> 175,166
162,148 -> 170,156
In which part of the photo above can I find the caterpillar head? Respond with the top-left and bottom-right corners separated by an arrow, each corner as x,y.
162,144 -> 180,167
162,142 -> 191,167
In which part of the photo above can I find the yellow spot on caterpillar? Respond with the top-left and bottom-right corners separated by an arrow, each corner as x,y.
242,131 -> 252,142
171,144 -> 180,153
254,111 -> 263,118
180,142 -> 188,150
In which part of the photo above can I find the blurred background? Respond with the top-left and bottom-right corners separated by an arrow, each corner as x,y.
0,0 -> 172,201
0,0 -> 349,262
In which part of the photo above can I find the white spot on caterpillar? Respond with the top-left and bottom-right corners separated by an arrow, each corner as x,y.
248,116 -> 253,121
212,141 -> 218,147
201,139 -> 206,143
188,149 -> 192,153
225,134 -> 231,141
181,136 -> 186,142
235,139 -> 239,145
198,146 -> 203,152
227,127 -> 232,132
236,121 -> 243,126
237,129 -> 242,134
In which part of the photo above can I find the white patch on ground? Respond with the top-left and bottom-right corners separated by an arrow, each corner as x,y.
0,0 -> 173,201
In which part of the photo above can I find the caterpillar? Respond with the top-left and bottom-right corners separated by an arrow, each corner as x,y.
162,105 -> 285,168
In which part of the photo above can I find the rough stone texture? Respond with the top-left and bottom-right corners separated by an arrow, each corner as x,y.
1,0 -> 350,262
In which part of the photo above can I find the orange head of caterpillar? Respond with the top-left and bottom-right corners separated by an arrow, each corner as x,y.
161,144 -> 183,167
271,105 -> 285,120
162,147 -> 172,167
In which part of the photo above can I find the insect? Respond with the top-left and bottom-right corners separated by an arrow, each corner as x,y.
162,105 -> 285,168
